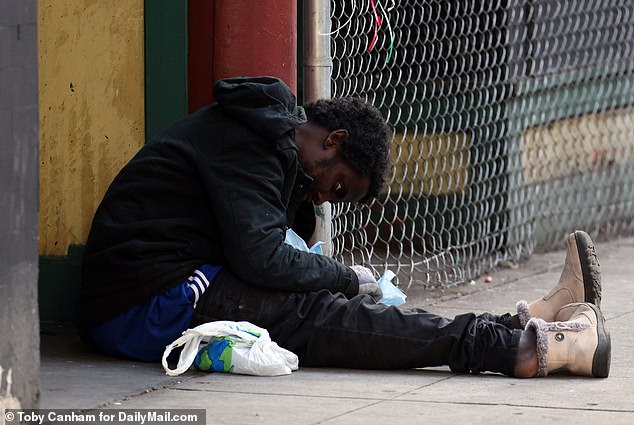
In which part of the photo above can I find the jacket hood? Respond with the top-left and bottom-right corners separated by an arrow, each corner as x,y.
214,76 -> 307,140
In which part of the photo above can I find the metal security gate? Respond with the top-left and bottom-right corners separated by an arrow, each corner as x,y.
324,0 -> 634,288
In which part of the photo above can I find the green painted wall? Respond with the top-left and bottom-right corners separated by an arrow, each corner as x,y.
144,0 -> 189,142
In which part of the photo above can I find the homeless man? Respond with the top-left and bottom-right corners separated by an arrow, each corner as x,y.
79,76 -> 610,378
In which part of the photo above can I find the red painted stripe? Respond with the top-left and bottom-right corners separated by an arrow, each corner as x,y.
213,1 -> 297,94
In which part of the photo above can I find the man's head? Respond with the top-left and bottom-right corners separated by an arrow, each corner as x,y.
296,97 -> 392,205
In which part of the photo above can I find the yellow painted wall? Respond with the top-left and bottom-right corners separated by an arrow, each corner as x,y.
390,108 -> 634,199
521,108 -> 634,184
38,0 -> 145,255
389,131 -> 471,197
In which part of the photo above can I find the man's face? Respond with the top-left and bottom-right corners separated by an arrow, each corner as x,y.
295,125 -> 371,205
301,155 -> 371,205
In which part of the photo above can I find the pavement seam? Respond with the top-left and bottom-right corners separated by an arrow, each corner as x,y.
91,375 -> 200,410
166,386 -> 403,425
168,376 -> 458,424
310,377 -> 456,425
373,399 -> 634,414
169,386 -> 422,400
166,388 -> 634,418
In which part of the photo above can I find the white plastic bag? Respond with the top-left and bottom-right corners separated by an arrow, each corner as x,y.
162,321 -> 298,377
376,270 -> 407,306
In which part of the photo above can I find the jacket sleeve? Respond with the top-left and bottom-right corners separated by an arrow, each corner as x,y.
192,122 -> 359,298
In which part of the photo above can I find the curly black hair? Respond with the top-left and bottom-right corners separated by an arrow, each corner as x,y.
303,97 -> 392,202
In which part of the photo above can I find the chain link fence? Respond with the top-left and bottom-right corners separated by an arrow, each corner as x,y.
327,0 -> 634,289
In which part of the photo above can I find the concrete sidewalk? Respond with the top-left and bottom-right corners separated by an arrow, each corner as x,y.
39,235 -> 634,424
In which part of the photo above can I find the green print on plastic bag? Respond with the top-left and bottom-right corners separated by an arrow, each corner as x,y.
194,336 -> 234,373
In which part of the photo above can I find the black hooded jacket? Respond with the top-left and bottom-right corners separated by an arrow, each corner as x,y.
78,77 -> 359,336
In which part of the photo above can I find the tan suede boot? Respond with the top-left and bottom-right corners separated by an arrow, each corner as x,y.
525,302 -> 610,377
517,230 -> 601,326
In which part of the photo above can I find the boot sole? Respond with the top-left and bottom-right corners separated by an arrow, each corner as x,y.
588,303 -> 611,378
574,231 -> 602,309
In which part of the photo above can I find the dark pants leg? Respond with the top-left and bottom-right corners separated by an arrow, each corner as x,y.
192,269 -> 522,376
483,311 -> 522,330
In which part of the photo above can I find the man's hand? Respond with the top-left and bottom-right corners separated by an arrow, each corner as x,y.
358,282 -> 383,302
350,265 -> 383,302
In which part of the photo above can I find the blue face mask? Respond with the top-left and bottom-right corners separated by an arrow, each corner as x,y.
284,228 -> 324,255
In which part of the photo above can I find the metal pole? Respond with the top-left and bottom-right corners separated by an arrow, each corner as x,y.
303,0 -> 333,256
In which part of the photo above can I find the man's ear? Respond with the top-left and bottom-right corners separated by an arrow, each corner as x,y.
324,129 -> 349,150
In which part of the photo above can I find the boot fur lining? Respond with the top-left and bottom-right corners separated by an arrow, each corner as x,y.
525,318 -> 549,377
516,300 -> 531,328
